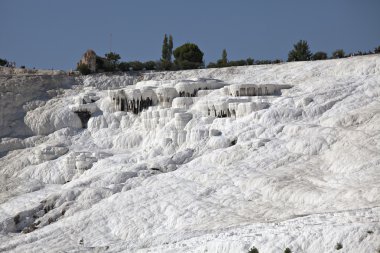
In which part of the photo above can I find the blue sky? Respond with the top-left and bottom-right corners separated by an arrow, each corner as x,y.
1,0 -> 379,70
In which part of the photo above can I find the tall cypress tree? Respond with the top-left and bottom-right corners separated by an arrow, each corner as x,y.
168,35 -> 173,62
221,49 -> 228,66
161,34 -> 169,62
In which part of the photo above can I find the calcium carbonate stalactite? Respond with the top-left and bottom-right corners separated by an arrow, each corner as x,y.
107,80 -> 289,149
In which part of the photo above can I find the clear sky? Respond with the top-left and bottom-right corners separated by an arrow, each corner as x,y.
1,0 -> 379,70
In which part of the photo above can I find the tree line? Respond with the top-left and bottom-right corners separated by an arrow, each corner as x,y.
2,36 -> 379,73
287,40 -> 380,61
5,34 -> 379,74
77,35 -> 379,74
77,34 -> 206,74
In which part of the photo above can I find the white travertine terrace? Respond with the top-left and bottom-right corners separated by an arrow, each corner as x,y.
175,79 -> 227,97
228,83 -> 280,96
3,56 -> 379,252
104,80 -> 283,148
107,80 -> 287,118
175,112 -> 193,130
172,97 -> 194,109
194,97 -> 269,118
108,88 -> 156,113
155,87 -> 179,107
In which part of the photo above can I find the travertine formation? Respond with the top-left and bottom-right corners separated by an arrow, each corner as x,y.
108,80 -> 286,118
2,55 -> 380,253
105,80 -> 287,146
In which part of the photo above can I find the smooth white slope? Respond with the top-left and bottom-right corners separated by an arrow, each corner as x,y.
0,55 -> 380,252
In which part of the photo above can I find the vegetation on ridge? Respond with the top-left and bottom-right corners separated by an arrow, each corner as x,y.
72,34 -> 380,75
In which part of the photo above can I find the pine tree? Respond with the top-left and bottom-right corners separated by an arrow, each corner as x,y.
173,43 -> 204,70
104,52 -> 121,71
168,35 -> 173,62
288,40 -> 312,62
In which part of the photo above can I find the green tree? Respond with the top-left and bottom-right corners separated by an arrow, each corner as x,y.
335,242 -> 343,250
246,58 -> 254,65
0,58 -> 8,66
207,62 -> 217,68
332,49 -> 345,59
161,34 -> 172,70
105,52 -> 121,69
160,60 -> 172,71
221,49 -> 228,67
168,35 -> 173,62
144,61 -> 156,70
284,248 -> 292,253
173,43 -> 204,70
248,246 -> 259,253
374,46 -> 380,54
118,62 -> 130,72
312,51 -> 328,60
77,63 -> 91,75
95,56 -> 105,71
288,40 -> 312,62
228,59 -> 247,67
161,34 -> 169,61
129,61 -> 144,71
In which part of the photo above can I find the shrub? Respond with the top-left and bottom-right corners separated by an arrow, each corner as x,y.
178,60 -> 203,70
255,60 -> 272,65
215,59 -> 222,67
0,58 -> 8,66
312,51 -> 328,60
207,62 -> 217,68
77,63 -> 91,75
248,246 -> 259,253
129,61 -> 144,71
118,62 -> 130,72
332,49 -> 345,59
103,61 -> 116,72
374,46 -> 380,54
288,40 -> 312,62
160,60 -> 172,71
228,60 -> 247,67
246,58 -> 254,65
96,56 -> 105,71
284,248 -> 292,253
13,214 -> 20,224
144,61 -> 156,71
335,242 -> 343,250
95,56 -> 115,72
173,43 -> 204,70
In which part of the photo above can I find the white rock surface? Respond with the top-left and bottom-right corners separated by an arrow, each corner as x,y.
0,55 -> 380,252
